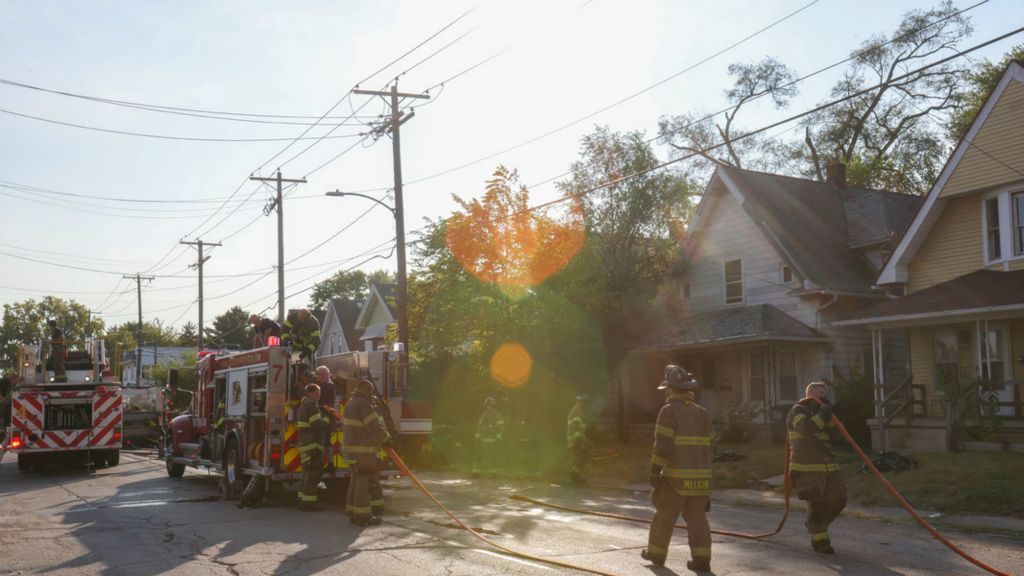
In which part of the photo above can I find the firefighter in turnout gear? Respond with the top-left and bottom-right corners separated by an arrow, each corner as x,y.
47,320 -> 67,382
642,365 -> 712,573
296,383 -> 335,511
787,381 -> 847,554
283,309 -> 321,364
343,379 -> 390,526
368,389 -> 396,517
473,397 -> 504,476
566,395 -> 590,484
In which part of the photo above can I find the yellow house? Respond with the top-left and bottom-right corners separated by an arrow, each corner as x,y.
836,61 -> 1024,452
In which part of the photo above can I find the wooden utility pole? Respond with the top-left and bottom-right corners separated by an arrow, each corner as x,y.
353,83 -> 429,353
250,170 -> 306,323
122,273 -> 154,387
180,239 -> 222,350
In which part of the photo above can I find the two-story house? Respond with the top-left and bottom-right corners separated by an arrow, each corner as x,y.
316,298 -> 363,358
354,282 -> 399,352
622,164 -> 922,435
836,61 -> 1024,452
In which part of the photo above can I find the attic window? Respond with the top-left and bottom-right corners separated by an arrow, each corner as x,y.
724,259 -> 743,304
781,264 -> 794,283
985,197 -> 1001,262
1015,192 -> 1024,256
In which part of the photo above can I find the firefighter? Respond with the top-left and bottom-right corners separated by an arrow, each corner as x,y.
282,309 -> 321,364
47,320 -> 67,382
0,371 -> 18,432
642,365 -> 712,573
787,381 -> 846,554
343,379 -> 390,526
314,366 -> 338,470
250,315 -> 281,348
567,394 -> 591,484
473,397 -> 504,477
368,387 -> 396,517
296,382 -> 334,511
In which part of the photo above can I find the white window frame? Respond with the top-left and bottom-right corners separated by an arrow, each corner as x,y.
980,187 -> 1020,264
722,258 -> 744,305
780,263 -> 794,284
1013,191 -> 1024,257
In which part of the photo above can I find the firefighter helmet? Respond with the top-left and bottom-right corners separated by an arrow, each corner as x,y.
658,364 -> 698,391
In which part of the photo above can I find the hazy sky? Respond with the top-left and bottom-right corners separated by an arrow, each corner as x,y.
0,0 -> 1017,332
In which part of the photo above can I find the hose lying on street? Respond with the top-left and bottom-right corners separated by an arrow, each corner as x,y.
822,410 -> 1012,576
510,441 -> 794,541
511,413 -> 1013,576
385,446 -> 624,576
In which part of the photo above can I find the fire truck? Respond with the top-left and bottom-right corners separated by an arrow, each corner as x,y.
164,345 -> 404,497
8,340 -> 123,471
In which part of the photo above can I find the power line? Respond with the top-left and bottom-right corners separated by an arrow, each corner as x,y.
0,107 -> 368,142
0,177 -> 267,204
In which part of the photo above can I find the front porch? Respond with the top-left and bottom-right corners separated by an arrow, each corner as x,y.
837,270 -> 1024,452
623,304 -> 832,443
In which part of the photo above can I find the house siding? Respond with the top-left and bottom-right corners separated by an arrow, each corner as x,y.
940,79 -> 1024,198
907,197 -> 983,293
682,184 -> 816,327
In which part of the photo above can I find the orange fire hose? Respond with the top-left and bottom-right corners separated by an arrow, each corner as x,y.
511,441 -> 794,541
821,408 -> 1012,576
385,446 -> 622,576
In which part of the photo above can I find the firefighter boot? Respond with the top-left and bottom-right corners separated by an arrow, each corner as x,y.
812,539 -> 836,555
686,559 -> 712,573
640,549 -> 665,567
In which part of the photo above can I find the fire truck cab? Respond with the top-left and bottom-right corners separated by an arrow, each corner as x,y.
164,346 -> 399,497
8,340 -> 123,471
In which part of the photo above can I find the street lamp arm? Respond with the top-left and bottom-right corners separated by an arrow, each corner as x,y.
325,190 -> 396,216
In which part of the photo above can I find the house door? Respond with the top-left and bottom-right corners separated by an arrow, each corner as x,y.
981,323 -> 1013,417
746,349 -> 767,423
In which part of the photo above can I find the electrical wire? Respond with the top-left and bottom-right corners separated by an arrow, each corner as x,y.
0,177 -> 263,204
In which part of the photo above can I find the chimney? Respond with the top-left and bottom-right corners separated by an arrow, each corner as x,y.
827,159 -> 846,190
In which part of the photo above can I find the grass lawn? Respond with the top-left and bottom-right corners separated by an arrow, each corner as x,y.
591,441 -> 1024,518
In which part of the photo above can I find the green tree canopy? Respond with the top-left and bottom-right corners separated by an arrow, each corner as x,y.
103,319 -> 179,353
147,351 -> 198,392
1,297 -> 105,369
177,321 -> 197,347
308,269 -> 394,313
205,306 -> 252,350
948,44 -> 1024,140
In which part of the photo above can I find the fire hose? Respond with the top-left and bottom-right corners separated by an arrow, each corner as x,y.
385,446 -> 622,576
508,410 -> 1014,576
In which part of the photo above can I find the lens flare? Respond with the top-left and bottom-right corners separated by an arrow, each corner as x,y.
490,342 -> 532,389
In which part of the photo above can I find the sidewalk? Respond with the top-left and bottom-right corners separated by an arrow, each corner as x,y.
606,480 -> 1024,539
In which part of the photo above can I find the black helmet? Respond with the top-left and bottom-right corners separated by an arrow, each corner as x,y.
657,364 -> 698,391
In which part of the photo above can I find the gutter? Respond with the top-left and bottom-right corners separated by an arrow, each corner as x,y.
833,302 -> 1024,327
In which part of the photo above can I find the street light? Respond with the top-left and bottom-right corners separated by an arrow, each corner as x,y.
324,189 -> 407,356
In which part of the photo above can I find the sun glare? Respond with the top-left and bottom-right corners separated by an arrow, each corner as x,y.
489,342 -> 533,389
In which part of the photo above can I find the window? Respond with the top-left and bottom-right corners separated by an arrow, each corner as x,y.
985,197 -> 1001,261
1014,192 -> 1024,256
983,324 -> 1010,384
781,264 -> 794,283
701,357 -> 717,390
777,350 -> 798,401
724,259 -> 743,304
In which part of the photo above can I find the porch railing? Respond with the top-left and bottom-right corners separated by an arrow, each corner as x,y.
877,374 -> 914,427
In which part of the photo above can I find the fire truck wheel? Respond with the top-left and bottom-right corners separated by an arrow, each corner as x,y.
106,449 -> 120,467
222,440 -> 246,499
17,453 -> 32,472
166,454 -> 186,478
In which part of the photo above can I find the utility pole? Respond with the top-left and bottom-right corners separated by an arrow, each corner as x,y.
180,239 -> 222,350
353,83 -> 429,353
250,170 -> 306,323
123,273 -> 154,387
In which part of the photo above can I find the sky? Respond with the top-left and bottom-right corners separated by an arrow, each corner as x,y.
0,0 -> 1019,335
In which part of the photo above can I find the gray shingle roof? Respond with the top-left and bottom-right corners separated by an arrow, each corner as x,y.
329,298 -> 363,350
630,304 -> 828,351
719,167 -> 923,294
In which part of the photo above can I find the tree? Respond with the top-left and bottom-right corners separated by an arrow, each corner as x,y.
659,57 -> 800,182
103,319 -> 179,353
177,321 -> 197,346
147,351 -> 198,392
0,297 -> 104,369
205,306 -> 252,350
552,126 -> 694,368
948,44 -> 1024,140
797,1 -> 973,193
308,269 -> 394,313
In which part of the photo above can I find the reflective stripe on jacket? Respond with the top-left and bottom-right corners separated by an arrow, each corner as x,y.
476,410 -> 504,443
652,395 -> 712,496
342,392 -> 389,467
786,398 -> 840,473
566,405 -> 586,448
297,396 -> 327,453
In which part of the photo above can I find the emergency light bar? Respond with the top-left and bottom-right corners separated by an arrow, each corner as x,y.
267,336 -> 280,347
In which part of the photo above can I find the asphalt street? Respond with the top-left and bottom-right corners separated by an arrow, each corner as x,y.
0,450 -> 1020,576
